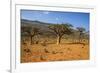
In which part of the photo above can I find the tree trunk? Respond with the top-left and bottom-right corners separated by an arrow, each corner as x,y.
79,33 -> 81,43
30,36 -> 33,45
57,36 -> 61,45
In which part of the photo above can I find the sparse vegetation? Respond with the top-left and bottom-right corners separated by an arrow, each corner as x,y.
21,19 -> 89,63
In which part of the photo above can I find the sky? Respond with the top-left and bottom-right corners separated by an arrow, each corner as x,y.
21,10 -> 90,31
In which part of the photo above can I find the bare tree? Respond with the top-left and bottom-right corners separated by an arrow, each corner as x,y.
48,24 -> 73,45
76,27 -> 86,43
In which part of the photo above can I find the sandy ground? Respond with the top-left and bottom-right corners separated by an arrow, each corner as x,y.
21,43 -> 89,63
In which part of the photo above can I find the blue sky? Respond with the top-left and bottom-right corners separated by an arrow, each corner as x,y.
21,10 -> 89,31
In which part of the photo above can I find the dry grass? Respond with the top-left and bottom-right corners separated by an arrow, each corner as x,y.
21,40 -> 89,63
